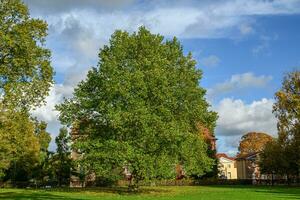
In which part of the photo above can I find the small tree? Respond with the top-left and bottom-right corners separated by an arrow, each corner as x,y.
259,140 -> 288,183
31,120 -> 52,184
0,108 -> 40,184
57,27 -> 217,190
53,127 -> 72,187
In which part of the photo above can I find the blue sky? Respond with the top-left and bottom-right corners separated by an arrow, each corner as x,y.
25,0 -> 300,155
186,14 -> 300,102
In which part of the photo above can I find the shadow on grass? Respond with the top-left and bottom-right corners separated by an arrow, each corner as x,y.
254,187 -> 300,199
0,191 -> 82,200
0,187 -> 172,200
203,185 -> 300,199
48,186 -> 172,195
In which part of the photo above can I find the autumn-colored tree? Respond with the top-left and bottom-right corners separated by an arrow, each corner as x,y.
274,71 -> 300,144
273,70 -> 300,176
238,132 -> 273,156
260,71 -> 300,179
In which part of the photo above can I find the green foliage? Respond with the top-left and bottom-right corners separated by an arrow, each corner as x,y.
0,0 -> 53,109
52,127 -> 72,186
55,127 -> 71,154
0,0 -> 54,185
0,106 -> 40,181
57,27 -> 217,187
33,120 -> 51,163
274,70 -> 300,143
259,140 -> 288,175
35,121 -> 51,151
260,70 -> 300,177
0,106 -> 54,184
30,120 -> 53,183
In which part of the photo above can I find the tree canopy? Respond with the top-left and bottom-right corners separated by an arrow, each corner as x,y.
238,132 -> 273,156
57,27 -> 217,188
0,0 -> 53,109
274,71 -> 300,144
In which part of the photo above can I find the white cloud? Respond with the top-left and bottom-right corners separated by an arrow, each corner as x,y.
31,85 -> 64,150
200,55 -> 220,67
214,98 -> 277,151
28,1 -> 300,74
31,68 -> 89,123
26,0 -> 300,40
216,98 -> 277,136
208,72 -> 273,98
24,0 -> 136,14
31,86 -> 61,122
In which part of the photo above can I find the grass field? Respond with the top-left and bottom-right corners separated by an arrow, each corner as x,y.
0,185 -> 299,200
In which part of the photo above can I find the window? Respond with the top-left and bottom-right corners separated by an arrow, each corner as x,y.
228,164 -> 231,168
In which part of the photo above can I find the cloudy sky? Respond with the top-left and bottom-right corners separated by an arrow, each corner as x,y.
25,0 -> 300,155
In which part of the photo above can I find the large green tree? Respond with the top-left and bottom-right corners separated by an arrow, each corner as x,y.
57,27 -> 217,189
0,0 -> 53,109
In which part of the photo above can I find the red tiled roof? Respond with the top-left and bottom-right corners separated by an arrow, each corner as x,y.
216,153 -> 236,161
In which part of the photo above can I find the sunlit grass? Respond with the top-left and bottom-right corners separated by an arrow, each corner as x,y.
0,185 -> 299,200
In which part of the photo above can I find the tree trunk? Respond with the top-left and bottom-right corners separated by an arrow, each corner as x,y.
128,174 -> 139,192
271,173 -> 274,186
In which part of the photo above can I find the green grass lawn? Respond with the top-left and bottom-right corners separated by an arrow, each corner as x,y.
0,185 -> 299,200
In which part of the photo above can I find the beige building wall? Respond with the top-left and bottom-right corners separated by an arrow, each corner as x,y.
218,157 -> 237,179
236,159 -> 250,179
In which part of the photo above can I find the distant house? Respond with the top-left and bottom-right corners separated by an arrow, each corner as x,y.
236,152 -> 273,182
236,152 -> 260,180
216,153 -> 237,179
